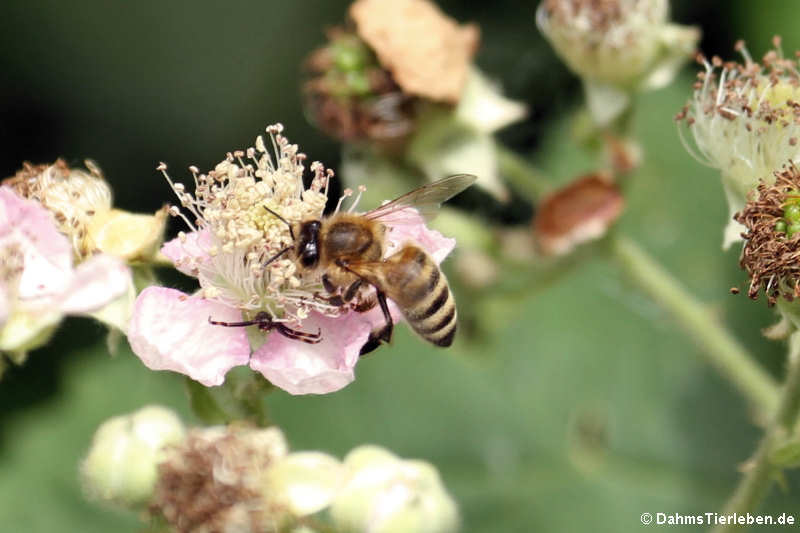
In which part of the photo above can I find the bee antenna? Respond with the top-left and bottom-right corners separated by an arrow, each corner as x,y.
263,205 -> 295,240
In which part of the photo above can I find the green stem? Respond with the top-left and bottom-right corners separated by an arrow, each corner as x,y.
609,235 -> 779,417
495,143 -> 551,200
712,332 -> 800,532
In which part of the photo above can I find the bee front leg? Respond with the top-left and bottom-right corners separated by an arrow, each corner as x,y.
343,279 -> 362,302
359,290 -> 393,356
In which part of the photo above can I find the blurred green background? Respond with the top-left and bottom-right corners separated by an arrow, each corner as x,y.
3,1 -> 800,531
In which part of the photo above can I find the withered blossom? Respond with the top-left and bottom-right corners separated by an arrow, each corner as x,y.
735,164 -> 800,306
350,0 -> 479,104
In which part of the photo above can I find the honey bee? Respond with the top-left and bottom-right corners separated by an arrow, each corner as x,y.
219,174 -> 476,354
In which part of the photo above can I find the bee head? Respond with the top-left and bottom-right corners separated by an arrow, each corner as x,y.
296,220 -> 322,268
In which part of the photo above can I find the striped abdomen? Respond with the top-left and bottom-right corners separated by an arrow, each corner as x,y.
382,246 -> 457,347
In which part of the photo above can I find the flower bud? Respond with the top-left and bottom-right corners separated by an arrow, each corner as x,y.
265,451 -> 344,516
330,445 -> 459,533
80,405 -> 186,507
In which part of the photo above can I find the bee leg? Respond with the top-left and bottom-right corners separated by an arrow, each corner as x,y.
343,279 -> 362,302
359,291 -> 393,356
322,273 -> 337,294
208,311 -> 273,329
276,324 -> 323,344
352,294 -> 377,312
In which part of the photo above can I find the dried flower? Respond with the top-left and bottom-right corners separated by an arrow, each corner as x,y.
678,38 -> 800,247
0,187 -> 130,361
735,163 -> 800,306
350,0 -> 479,104
150,425 -> 290,533
128,124 -> 456,394
304,29 -> 417,144
330,445 -> 459,533
533,173 -> 624,256
81,405 -> 186,507
539,0 -> 698,125
4,159 -> 167,262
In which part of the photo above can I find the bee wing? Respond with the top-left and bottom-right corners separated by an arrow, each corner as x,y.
363,174 -> 477,224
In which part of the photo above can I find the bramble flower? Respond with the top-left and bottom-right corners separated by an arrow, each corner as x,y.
0,187 -> 130,365
735,164 -> 800,307
81,405 -> 186,507
538,0 -> 699,125
5,159 -> 167,263
330,445 -> 460,533
533,173 -> 625,256
678,38 -> 800,247
128,124 -> 456,394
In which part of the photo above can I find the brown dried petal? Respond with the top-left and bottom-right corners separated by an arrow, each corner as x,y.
534,173 -> 624,256
350,0 -> 479,103
735,163 -> 800,306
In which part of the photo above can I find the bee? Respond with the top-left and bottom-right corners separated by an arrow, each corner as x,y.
216,174 -> 476,354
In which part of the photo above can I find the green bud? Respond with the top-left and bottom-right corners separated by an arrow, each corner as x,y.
776,220 -> 788,234
80,405 -> 186,507
785,203 -> 800,222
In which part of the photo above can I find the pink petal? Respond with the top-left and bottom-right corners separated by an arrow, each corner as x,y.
0,187 -> 73,300
128,287 -> 251,386
59,254 -> 132,314
161,229 -> 214,277
250,311 -> 372,395
382,208 -> 455,264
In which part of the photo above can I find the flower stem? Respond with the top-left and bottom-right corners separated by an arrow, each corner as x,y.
609,235 -> 780,416
495,143 -> 551,200
711,332 -> 800,532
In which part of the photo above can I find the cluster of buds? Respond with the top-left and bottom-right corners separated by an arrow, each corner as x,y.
82,407 -> 459,533
678,38 -> 800,247
129,124 -> 456,394
538,0 -> 698,125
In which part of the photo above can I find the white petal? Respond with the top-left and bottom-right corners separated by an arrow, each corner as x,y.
456,68 -> 527,134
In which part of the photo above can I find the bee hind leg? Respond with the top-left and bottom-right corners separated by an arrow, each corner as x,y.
359,291 -> 393,356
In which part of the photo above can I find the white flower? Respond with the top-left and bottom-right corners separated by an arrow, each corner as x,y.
678,39 -> 800,247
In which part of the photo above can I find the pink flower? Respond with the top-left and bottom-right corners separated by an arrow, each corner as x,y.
127,125 -> 456,394
0,187 -> 131,353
